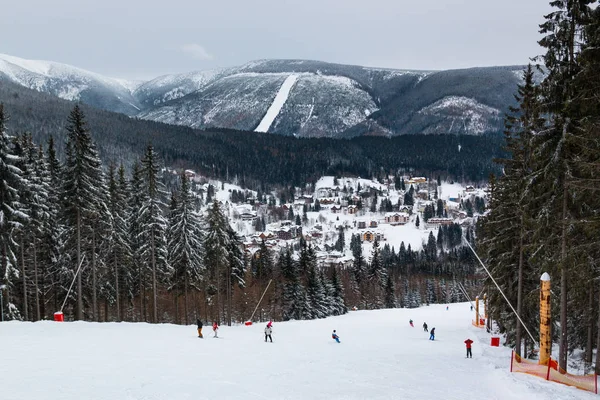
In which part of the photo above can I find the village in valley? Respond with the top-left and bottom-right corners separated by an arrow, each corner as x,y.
176,170 -> 488,266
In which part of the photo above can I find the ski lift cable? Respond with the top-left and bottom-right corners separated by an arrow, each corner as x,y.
463,237 -> 539,348
60,254 -> 86,313
456,281 -> 485,322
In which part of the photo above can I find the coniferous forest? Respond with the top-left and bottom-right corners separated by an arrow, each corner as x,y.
478,0 -> 600,374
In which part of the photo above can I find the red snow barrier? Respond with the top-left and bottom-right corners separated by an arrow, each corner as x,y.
244,321 -> 252,326
490,337 -> 500,347
510,351 -> 598,394
53,311 -> 64,322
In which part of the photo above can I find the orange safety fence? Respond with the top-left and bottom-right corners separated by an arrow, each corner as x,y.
510,351 -> 598,394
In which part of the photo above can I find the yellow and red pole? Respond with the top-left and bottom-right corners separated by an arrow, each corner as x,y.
539,273 -> 551,366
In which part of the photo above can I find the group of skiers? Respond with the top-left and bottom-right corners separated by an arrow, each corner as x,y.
196,319 -> 342,344
195,314 -> 470,355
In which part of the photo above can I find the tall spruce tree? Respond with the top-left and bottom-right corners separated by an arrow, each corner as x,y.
61,105 -> 107,321
167,172 -> 204,325
536,0 -> 593,371
0,104 -> 27,320
139,143 -> 169,323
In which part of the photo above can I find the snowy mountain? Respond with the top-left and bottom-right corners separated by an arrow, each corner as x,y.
0,53 -> 142,115
0,53 -> 524,137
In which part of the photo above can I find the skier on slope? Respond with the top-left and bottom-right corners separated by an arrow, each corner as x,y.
429,327 -> 435,340
464,338 -> 473,358
265,324 -> 273,342
423,322 -> 428,332
213,321 -> 219,338
197,319 -> 203,338
267,320 -> 273,328
332,330 -> 340,343
409,319 -> 414,327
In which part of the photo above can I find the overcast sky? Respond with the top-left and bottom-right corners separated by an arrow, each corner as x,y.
1,0 -> 553,80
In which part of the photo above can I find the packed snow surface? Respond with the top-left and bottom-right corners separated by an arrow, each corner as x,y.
255,74 -> 298,132
2,303 -> 596,400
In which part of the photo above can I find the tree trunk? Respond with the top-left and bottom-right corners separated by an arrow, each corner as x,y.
184,274 -> 189,326
515,219 -> 524,356
595,285 -> 600,375
77,209 -> 83,320
114,254 -> 120,322
585,285 -> 593,364
33,240 -> 40,321
92,232 -> 97,321
559,187 -> 568,372
151,228 -> 158,323
216,261 -> 221,324
21,235 -> 28,321
227,264 -> 232,326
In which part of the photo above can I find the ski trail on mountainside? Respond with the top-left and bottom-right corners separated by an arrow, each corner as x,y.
255,74 -> 298,132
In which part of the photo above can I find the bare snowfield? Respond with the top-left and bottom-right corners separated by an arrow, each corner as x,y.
2,303 -> 596,400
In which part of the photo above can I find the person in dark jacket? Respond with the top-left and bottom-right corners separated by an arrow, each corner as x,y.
197,319 -> 203,338
465,338 -> 473,358
423,322 -> 428,332
429,327 -> 435,340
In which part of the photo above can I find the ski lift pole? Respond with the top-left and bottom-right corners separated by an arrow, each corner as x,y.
457,281 -> 484,323
59,254 -> 86,314
248,279 -> 273,323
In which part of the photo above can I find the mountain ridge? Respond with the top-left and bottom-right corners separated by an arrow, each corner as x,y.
0,53 -> 523,138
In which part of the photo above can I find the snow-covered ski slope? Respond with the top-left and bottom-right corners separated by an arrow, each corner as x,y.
255,73 -> 298,132
1,303 -> 596,400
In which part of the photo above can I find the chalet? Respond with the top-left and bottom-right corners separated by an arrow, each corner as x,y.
361,230 -> 383,242
331,205 -> 342,213
240,212 -> 257,221
465,185 -> 475,193
357,220 -> 367,229
275,228 -> 293,241
385,212 -> 409,225
347,205 -> 358,215
426,217 -> 454,228
369,220 -> 378,228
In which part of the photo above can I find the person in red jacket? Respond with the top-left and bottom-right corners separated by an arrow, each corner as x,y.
464,338 -> 473,358
213,321 -> 219,338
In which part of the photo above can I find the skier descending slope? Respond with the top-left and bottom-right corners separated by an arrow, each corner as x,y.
213,321 -> 219,338
332,330 -> 340,343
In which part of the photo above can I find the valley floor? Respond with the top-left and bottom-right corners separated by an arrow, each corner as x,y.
1,303 -> 596,400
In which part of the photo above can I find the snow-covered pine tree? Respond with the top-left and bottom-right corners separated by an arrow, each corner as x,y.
107,164 -> 133,321
60,105 -> 108,321
139,144 -> 170,323
330,266 -> 347,315
573,7 -> 600,372
367,239 -> 387,309
225,228 -> 244,325
305,259 -> 327,319
0,105 -> 27,320
167,172 -> 204,325
128,161 -> 147,321
44,136 -> 64,317
204,199 -> 231,323
478,64 -> 542,356
384,275 -> 396,309
535,0 -> 594,372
